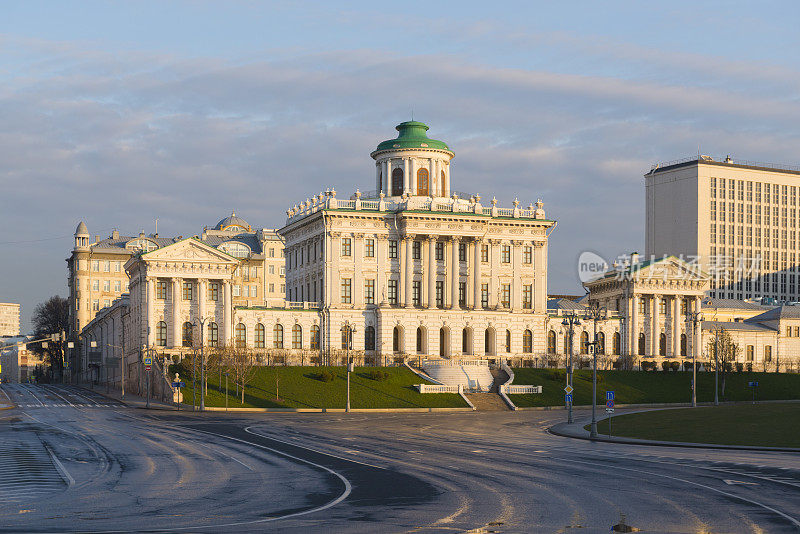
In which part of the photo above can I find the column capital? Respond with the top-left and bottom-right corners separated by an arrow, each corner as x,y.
426,235 -> 438,242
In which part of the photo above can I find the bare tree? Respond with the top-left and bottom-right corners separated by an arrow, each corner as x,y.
706,328 -> 739,399
31,296 -> 69,381
221,343 -> 257,404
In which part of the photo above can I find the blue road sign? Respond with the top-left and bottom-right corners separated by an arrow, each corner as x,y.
144,357 -> 152,366
748,381 -> 759,387
606,399 -> 615,409
172,382 -> 185,388
565,393 -> 573,403
606,391 -> 615,401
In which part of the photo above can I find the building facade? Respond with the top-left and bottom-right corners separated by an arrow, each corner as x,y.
645,155 -> 800,302
67,215 -> 284,339
0,303 -> 21,337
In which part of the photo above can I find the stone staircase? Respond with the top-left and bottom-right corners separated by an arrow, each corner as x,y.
464,367 -> 512,411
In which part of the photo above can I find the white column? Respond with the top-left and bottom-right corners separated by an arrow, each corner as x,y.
383,160 -> 390,196
443,163 -> 450,196
651,295 -> 659,356
451,237 -> 460,308
428,237 -> 437,308
489,240 -> 499,308
377,236 -> 387,305
330,234 -> 341,306
223,281 -> 232,346
630,294 -> 638,356
172,278 -> 182,348
353,235 -> 363,306
198,279 -> 206,319
375,162 -> 381,192
146,278 -> 155,346
404,236 -> 414,307
534,243 -> 547,311
466,240 -> 475,309
672,297 -> 680,357
409,158 -> 417,195
512,241 -> 522,310
428,157 -> 435,196
403,158 -> 410,194
473,239 -> 482,309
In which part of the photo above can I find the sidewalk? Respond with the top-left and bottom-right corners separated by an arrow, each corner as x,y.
548,409 -> 800,452
85,384 -> 181,411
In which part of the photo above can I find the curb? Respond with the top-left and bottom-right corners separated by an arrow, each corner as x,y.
177,405 -> 474,413
512,398 -> 800,411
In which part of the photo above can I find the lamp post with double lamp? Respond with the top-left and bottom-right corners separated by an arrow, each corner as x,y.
342,321 -> 356,412
583,301 -> 607,439
685,309 -> 703,407
193,317 -> 209,412
561,312 -> 581,424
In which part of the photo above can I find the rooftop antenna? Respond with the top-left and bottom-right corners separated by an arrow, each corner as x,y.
155,218 -> 158,235
411,109 -> 414,121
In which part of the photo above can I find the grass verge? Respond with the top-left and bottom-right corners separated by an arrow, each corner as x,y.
179,366 -> 467,409
590,404 -> 800,447
508,369 -> 800,408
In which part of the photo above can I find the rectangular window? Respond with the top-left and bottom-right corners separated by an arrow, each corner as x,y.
458,282 -> 466,307
364,279 -> 375,305
436,281 -> 444,307
764,345 -> 772,362
92,260 -> 100,272
182,282 -> 193,300
435,242 -> 444,261
501,283 -> 511,308
365,238 -> 375,258
103,280 -> 110,292
114,261 -> 121,272
523,284 -> 532,309
154,280 -> 166,300
501,245 -> 511,263
92,299 -> 99,311
114,281 -> 121,292
481,283 -> 489,308
342,238 -> 352,257
341,278 -> 352,304
639,299 -> 646,314
269,265 -> 275,274
412,280 -> 421,306
389,240 -> 398,259
103,299 -> 111,308
459,243 -> 467,262
268,283 -> 274,293
388,280 -> 398,305
269,248 -> 275,257
412,240 -> 421,259
233,285 -> 241,297
523,246 -> 533,264
481,244 -> 489,262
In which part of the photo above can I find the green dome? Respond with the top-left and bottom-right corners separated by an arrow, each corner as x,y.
373,121 -> 453,154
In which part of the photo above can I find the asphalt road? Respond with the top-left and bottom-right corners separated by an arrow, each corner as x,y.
1,384 -> 798,533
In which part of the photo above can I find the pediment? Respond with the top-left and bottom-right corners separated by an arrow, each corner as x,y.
142,239 -> 239,264
634,256 -> 707,281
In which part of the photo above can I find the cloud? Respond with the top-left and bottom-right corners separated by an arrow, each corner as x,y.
2,35 -> 800,328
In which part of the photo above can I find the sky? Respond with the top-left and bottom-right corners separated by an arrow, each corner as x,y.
2,1 -> 800,332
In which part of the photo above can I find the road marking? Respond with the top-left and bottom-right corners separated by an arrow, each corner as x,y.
44,444 -> 74,487
724,479 -> 759,486
186,439 -> 254,472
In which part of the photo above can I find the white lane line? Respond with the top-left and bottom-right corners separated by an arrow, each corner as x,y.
43,387 -> 76,407
21,385 -> 46,407
0,386 -> 12,402
43,444 -> 74,487
186,440 -> 254,471
559,456 -> 800,528
245,427 -> 386,470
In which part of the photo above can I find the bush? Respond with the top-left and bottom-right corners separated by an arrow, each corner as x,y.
366,370 -> 390,381
736,363 -> 744,373
545,369 -> 566,381
641,361 -> 656,371
309,369 -> 336,382
670,361 -> 680,371
682,361 -> 693,371
661,361 -> 672,371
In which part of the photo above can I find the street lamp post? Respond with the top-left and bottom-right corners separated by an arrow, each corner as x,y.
685,309 -> 703,407
343,321 -> 356,413
193,318 -> 208,412
561,312 -> 581,424
584,301 -> 607,439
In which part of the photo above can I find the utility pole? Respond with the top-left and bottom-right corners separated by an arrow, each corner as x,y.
714,328 -> 720,406
194,317 -> 208,412
584,301 -> 607,439
561,312 -> 581,424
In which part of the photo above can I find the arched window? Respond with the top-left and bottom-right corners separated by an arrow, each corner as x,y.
439,328 -> 447,357
547,330 -> 556,354
484,329 -> 493,355
441,169 -> 446,195
156,321 -> 167,346
417,168 -> 429,196
462,328 -> 469,355
612,332 -> 620,355
255,323 -> 265,348
292,324 -> 302,349
208,322 -> 218,347
680,333 -> 687,357
342,325 -> 352,350
416,327 -> 425,353
393,326 -> 401,352
659,333 -> 667,356
638,333 -> 646,356
365,326 -> 375,351
182,322 -> 193,347
274,324 -> 284,349
524,330 -> 533,353
235,323 -> 246,348
310,325 -> 320,350
597,332 -> 605,354
391,167 -> 404,196
580,331 -> 589,354
563,332 -> 570,353
219,241 -> 251,258
505,330 -> 511,353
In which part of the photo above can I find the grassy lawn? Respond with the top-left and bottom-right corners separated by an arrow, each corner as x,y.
508,369 -> 800,408
179,366 -> 467,409
591,404 -> 800,447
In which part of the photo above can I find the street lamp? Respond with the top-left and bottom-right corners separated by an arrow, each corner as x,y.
342,321 -> 356,412
193,317 -> 209,412
584,301 -> 607,439
561,312 -> 581,424
685,309 -> 703,407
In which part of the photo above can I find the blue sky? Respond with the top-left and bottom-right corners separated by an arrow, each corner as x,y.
2,1 -> 800,331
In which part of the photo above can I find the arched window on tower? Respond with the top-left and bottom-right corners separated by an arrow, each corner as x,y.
417,168 -> 429,196
441,169 -> 446,195
392,168 -> 404,196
